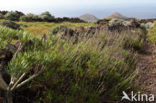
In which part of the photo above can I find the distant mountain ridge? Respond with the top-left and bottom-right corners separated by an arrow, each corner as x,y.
107,12 -> 128,19
79,14 -> 99,22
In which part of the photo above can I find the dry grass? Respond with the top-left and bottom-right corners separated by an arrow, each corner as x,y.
18,21 -> 96,36
0,19 -> 96,36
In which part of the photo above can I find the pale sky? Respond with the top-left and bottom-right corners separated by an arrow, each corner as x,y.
0,0 -> 156,18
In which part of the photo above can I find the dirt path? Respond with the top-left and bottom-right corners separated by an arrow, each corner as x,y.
138,43 -> 156,96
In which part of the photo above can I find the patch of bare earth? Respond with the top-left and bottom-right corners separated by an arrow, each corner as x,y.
138,43 -> 156,96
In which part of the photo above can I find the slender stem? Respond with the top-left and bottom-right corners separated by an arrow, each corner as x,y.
8,76 -> 16,91
10,73 -> 27,91
16,67 -> 45,89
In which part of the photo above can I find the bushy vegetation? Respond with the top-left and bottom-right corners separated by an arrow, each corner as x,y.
109,18 -> 131,26
0,23 -> 146,102
0,20 -> 21,30
2,11 -> 54,22
4,11 -> 20,21
20,13 -> 40,22
20,11 -> 55,22
0,26 -> 23,41
0,11 -> 85,24
20,12 -> 55,22
51,25 -> 69,34
39,11 -> 55,22
141,22 -> 154,29
147,21 -> 156,44
0,13 -> 4,19
123,29 -> 146,51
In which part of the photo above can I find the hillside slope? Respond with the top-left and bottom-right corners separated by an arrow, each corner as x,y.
79,14 -> 99,22
107,12 -> 128,19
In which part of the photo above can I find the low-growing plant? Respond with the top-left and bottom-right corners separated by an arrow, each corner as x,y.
51,25 -> 68,34
123,29 -> 146,51
147,21 -> 156,44
123,21 -> 132,26
109,18 -> 124,26
144,22 -> 154,29
0,24 -> 145,103
109,18 -> 133,27
0,13 -> 4,19
0,21 -> 21,30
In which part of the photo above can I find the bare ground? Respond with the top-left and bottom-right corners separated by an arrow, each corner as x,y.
138,43 -> 156,96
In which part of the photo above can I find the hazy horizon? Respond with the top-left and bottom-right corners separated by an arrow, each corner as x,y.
0,0 -> 156,19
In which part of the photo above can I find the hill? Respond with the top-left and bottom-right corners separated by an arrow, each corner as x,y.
107,12 -> 128,19
79,14 -> 99,22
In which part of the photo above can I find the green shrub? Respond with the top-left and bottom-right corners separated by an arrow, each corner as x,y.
51,25 -> 68,34
19,11 -> 55,22
109,18 -> 132,27
123,21 -> 132,26
20,13 -> 40,22
39,11 -> 55,22
0,13 -> 4,19
0,20 -> 21,30
0,26 -> 143,102
144,22 -> 154,29
20,15 -> 29,21
33,32 -> 138,102
123,29 -> 145,51
147,21 -> 156,44
4,11 -> 19,21
109,18 -> 124,26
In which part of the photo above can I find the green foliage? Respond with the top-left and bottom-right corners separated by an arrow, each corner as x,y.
0,25 -> 144,102
147,21 -> 156,44
33,32 -> 138,102
20,12 -> 55,22
51,25 -> 68,34
0,20 -> 21,30
141,22 -> 154,29
20,16 -> 29,22
109,18 -> 123,26
0,26 -> 23,41
122,21 -> 132,26
123,29 -> 145,51
20,13 -> 40,22
4,11 -> 19,21
39,11 -> 55,22
0,13 -> 4,19
109,18 -> 132,26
